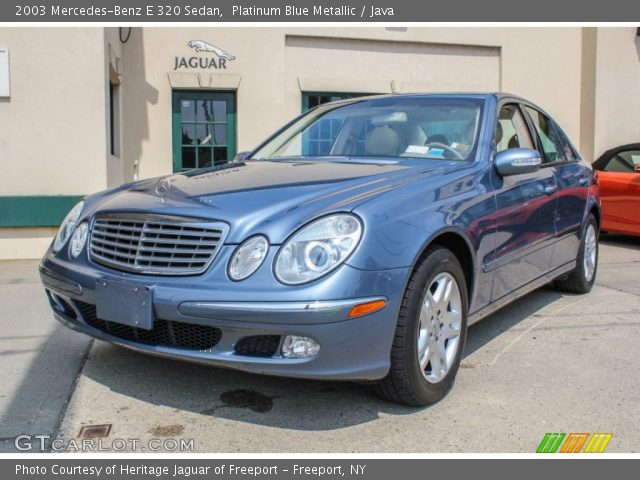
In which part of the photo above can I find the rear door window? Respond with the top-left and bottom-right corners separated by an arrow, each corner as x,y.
551,119 -> 579,163
524,107 -> 571,164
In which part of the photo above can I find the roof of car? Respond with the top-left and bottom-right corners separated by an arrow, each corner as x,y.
326,92 -> 528,105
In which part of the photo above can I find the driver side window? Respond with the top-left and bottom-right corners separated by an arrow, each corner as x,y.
495,104 -> 533,153
604,150 -> 640,173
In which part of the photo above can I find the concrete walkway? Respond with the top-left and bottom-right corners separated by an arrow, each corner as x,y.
0,261 -> 92,452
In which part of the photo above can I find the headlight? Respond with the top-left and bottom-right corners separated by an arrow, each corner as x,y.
69,222 -> 89,258
228,235 -> 269,281
53,201 -> 85,253
274,213 -> 363,285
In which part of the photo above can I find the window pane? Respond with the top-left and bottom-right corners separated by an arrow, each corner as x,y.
525,107 -> 565,163
553,120 -> 578,162
495,105 -> 532,152
176,94 -> 234,173
198,147 -> 212,168
213,124 -> 227,145
605,150 -> 640,172
196,124 -> 212,145
302,118 -> 345,156
212,101 -> 226,122
256,97 -> 484,161
182,147 -> 196,169
181,124 -> 195,145
214,147 -> 228,164
196,100 -> 212,122
620,151 -> 640,167
180,100 -> 195,122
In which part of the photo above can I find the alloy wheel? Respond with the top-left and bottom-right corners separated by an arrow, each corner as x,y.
417,272 -> 462,383
583,224 -> 597,282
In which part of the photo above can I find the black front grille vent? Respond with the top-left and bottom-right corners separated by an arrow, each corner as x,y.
234,335 -> 281,357
75,301 -> 222,351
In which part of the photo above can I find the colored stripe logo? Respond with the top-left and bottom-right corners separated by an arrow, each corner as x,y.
537,433 -> 613,453
584,433 -> 614,453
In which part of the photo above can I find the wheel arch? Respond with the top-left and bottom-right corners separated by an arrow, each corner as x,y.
409,228 -> 477,307
589,203 -> 601,231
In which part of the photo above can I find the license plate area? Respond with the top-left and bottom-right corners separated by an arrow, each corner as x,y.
95,279 -> 153,330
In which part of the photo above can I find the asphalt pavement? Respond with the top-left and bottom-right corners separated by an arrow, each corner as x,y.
1,235 -> 638,453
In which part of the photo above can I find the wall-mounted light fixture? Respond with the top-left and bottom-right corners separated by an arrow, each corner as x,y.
119,27 -> 132,43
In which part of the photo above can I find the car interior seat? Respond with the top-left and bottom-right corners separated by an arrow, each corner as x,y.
495,122 -> 504,147
365,125 -> 404,156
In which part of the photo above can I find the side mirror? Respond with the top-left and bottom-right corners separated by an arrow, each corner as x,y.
495,148 -> 542,176
233,151 -> 251,162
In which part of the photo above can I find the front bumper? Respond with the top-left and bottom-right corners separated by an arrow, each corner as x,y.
39,248 -> 409,381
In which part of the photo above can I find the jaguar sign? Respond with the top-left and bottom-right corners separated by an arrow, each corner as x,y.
173,40 -> 235,70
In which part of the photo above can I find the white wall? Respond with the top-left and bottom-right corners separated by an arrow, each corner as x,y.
0,28 -> 109,196
593,28 -> 640,158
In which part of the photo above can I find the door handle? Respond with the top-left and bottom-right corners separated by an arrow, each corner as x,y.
579,176 -> 589,186
544,184 -> 557,195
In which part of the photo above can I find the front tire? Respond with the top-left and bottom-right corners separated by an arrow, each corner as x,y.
375,245 -> 468,406
553,213 -> 599,294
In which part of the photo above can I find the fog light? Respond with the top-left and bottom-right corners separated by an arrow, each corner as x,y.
281,335 -> 320,358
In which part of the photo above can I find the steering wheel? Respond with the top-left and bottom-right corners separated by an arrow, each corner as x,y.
425,142 -> 465,160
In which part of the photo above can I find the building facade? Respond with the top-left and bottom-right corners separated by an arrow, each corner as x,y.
0,27 -> 638,259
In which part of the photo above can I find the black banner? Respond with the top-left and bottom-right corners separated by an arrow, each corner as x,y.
3,0 -> 640,22
4,459 -> 640,480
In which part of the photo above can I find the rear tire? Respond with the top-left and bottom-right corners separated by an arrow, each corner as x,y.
553,214 -> 598,294
374,245 -> 468,406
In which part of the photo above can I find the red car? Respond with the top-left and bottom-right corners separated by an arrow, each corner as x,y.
593,143 -> 640,236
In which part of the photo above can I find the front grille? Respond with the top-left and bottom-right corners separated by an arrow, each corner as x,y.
89,213 -> 228,275
75,301 -> 222,351
234,335 -> 281,357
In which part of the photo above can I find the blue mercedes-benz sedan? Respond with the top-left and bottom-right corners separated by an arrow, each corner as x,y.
40,93 -> 600,405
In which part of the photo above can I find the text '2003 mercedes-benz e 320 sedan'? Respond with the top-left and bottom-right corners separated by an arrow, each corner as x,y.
40,93 -> 600,406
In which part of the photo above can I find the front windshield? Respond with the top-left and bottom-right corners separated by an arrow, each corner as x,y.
252,96 -> 484,161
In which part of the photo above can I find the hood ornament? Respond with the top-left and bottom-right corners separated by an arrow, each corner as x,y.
155,177 -> 173,201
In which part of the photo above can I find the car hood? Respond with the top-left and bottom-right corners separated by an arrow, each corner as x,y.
88,158 -> 457,243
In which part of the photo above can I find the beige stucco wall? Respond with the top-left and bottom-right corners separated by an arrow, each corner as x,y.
0,227 -> 57,261
0,28 -> 109,196
593,27 -> 640,159
0,28 -> 111,259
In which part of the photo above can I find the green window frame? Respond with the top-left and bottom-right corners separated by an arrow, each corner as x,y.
172,91 -> 237,172
301,91 -> 369,113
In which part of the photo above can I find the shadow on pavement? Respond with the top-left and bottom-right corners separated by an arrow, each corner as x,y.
0,323 -> 92,452
599,233 -> 640,251
464,286 -> 563,358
